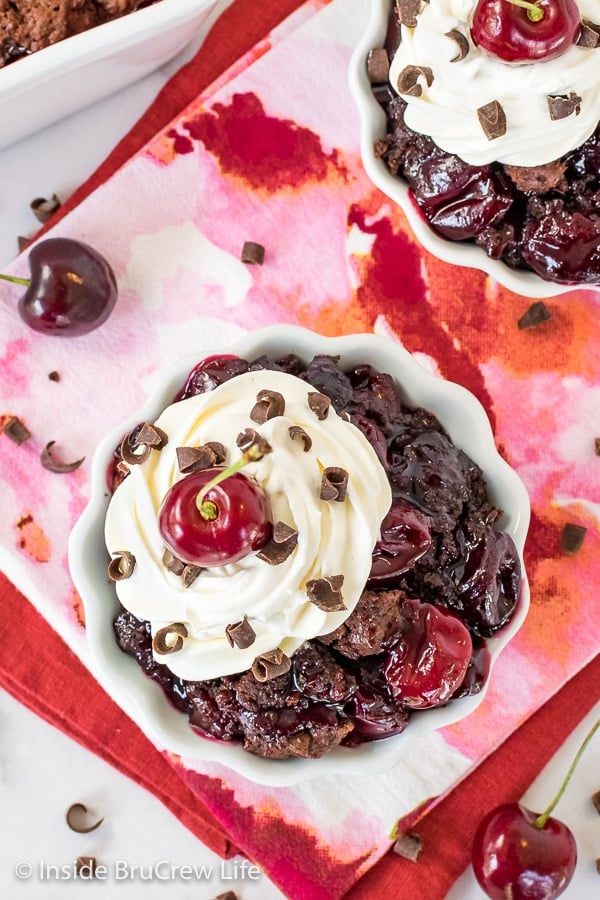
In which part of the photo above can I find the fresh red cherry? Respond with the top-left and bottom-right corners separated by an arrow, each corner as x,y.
472,803 -> 577,899
472,718 -> 600,899
383,600 -> 472,708
368,498 -> 432,586
158,466 -> 272,566
0,237 -> 117,336
471,0 -> 581,63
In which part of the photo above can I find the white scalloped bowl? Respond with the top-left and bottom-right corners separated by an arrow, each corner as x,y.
0,0 -> 219,149
69,325 -> 530,786
348,0 -> 599,299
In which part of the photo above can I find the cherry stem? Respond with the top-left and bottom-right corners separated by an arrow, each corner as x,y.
535,717 -> 600,829
195,444 -> 266,521
504,0 -> 544,22
0,272 -> 30,287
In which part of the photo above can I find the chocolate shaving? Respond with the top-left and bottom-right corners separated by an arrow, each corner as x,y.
136,422 -> 168,448
181,564 -> 203,588
215,892 -> 239,900
307,391 -> 331,420
517,301 -> 553,330
250,389 -> 286,424
65,803 -> 104,834
75,857 -> 98,876
236,428 -> 272,457
162,548 -> 186,575
30,193 -> 61,224
366,48 -> 390,83
560,523 -> 587,555
225,616 -> 256,649
17,235 -> 30,252
306,574 -> 346,612
576,20 -> 600,47
445,29 -> 469,61
477,100 -> 507,140
256,521 -> 299,565
107,551 -> 136,581
176,442 -> 226,473
393,832 -> 423,862
288,425 -> 312,451
48,370 -> 61,382
547,92 -> 581,121
396,64 -> 434,97
41,441 -> 85,473
241,241 -> 265,265
320,467 -> 349,502
2,415 -> 31,446
251,648 -> 291,682
152,623 -> 188,655
395,0 -> 421,27
596,858 -> 600,875
592,790 -> 600,814
595,437 -> 600,456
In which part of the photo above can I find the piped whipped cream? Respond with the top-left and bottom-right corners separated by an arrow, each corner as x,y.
389,0 -> 600,166
105,369 -> 392,681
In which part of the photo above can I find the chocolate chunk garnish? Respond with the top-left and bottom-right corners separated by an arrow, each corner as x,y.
445,29 -> 469,61
241,241 -> 265,265
561,523 -> 587,555
65,803 -> 104,834
306,574 -> 346,612
162,548 -> 186,575
288,425 -> 312,451
40,441 -> 85,473
250,389 -> 285,424
307,391 -> 331,420
257,521 -> 299,564
152,623 -> 188,655
592,790 -> 600,814
320,466 -> 349,502
225,616 -> 256,649
2,415 -> 31,445
215,892 -> 239,900
547,92 -> 581,121
517,301 -> 553,330
236,428 -> 272,457
75,857 -> 98,876
396,65 -> 434,97
576,20 -> 600,47
30,194 -> 61,224
176,442 -> 226,474
595,438 -> 600,456
366,48 -> 390,83
181,564 -> 203,588
107,551 -> 136,581
17,236 -> 30,251
393,832 -> 423,862
136,422 -> 168,448
477,100 -> 507,140
48,370 -> 60,382
251,648 -> 291,682
395,0 -> 421,27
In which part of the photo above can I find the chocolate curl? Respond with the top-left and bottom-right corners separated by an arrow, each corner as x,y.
251,648 -> 291,682
2,415 -> 31,445
547,92 -> 581,121
236,428 -> 272,457
120,422 -> 167,465
560,523 -> 587,555
225,616 -> 256,649
288,425 -> 312,452
397,65 -> 434,98
152,623 -> 188,655
445,29 -> 469,62
181,564 -> 203,588
256,521 -> 299,565
65,803 -> 104,834
40,441 -> 85,473
30,193 -> 61,224
107,551 -> 136,581
241,241 -> 265,265
176,442 -> 226,474
477,100 -> 507,140
250,390 -> 286,424
393,832 -> 423,861
395,0 -> 421,27
320,467 -> 349,502
307,391 -> 331,420
162,549 -> 186,575
576,20 -> 600,47
306,574 -> 346,612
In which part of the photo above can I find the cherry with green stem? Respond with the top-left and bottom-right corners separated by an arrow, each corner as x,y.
471,0 -> 581,63
472,717 -> 600,900
0,237 -> 117,336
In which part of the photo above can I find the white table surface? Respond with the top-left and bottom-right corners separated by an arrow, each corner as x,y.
0,8 -> 598,897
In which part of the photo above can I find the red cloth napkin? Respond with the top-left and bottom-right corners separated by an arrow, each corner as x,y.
3,0 -> 600,896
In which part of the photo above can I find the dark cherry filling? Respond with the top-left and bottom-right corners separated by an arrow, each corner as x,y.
112,353 -> 521,759
372,5 -> 600,285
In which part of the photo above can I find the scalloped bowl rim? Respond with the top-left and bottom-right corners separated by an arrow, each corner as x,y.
348,0 -> 598,299
68,325 -> 530,786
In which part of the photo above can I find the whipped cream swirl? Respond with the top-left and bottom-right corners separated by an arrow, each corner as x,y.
389,0 -> 600,166
105,369 -> 392,681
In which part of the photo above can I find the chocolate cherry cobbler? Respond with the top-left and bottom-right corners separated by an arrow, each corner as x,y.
368,0 -> 600,284
107,352 -> 522,760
